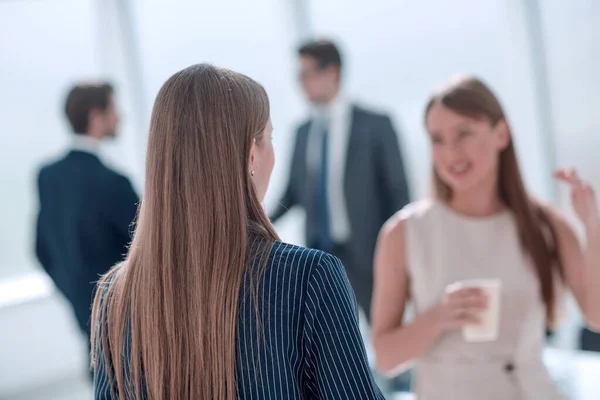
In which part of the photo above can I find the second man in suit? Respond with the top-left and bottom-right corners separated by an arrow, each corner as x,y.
271,39 -> 411,322
35,82 -> 139,354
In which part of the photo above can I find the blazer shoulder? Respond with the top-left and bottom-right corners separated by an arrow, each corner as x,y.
352,103 -> 391,121
37,163 -> 52,180
38,153 -> 70,173
36,157 -> 66,184
76,156 -> 132,185
101,165 -> 131,183
73,155 -> 133,189
268,241 -> 332,277
97,169 -> 136,200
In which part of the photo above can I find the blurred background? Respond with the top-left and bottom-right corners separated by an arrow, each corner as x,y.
0,0 -> 598,399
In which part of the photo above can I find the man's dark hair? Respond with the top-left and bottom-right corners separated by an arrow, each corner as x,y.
298,39 -> 342,70
64,82 -> 114,134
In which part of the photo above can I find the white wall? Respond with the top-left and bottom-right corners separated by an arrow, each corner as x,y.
541,1 -> 600,215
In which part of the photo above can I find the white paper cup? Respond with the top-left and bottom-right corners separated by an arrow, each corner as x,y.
445,279 -> 501,342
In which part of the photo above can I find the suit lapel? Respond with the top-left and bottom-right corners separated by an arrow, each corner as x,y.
297,122 -> 315,208
344,106 -> 361,188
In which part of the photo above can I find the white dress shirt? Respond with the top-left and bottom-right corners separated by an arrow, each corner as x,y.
306,95 -> 352,243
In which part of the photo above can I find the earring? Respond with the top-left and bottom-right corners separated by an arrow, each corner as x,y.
250,170 -> 255,177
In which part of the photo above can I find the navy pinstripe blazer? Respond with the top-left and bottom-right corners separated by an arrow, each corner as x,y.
93,241 -> 384,399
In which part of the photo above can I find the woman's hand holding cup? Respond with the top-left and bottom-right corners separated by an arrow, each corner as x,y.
434,286 -> 488,331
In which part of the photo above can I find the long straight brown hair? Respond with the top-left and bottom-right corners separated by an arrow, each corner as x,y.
90,64 -> 280,399
425,76 -> 563,326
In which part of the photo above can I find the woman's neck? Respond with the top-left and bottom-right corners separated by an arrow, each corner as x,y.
448,180 -> 504,217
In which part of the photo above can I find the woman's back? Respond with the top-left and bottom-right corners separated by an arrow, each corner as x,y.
93,241 -> 384,399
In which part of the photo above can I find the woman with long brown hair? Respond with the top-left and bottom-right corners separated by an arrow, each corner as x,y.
91,64 -> 384,399
371,75 -> 600,399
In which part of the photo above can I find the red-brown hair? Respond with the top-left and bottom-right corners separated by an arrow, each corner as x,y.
91,64 -> 279,399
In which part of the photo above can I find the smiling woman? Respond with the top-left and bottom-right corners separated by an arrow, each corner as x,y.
424,77 -> 563,326
370,75 -> 600,400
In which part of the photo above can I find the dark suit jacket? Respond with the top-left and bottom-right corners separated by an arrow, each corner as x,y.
35,150 -> 138,337
271,104 -> 410,284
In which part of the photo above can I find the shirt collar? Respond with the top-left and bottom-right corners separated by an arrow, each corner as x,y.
71,135 -> 101,156
311,93 -> 348,122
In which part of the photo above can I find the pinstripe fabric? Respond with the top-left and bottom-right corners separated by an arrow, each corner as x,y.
93,241 -> 384,399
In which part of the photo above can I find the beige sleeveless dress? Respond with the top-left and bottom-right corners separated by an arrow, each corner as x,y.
402,199 -> 566,400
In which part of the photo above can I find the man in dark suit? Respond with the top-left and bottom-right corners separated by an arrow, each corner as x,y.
271,40 -> 410,322
35,82 -> 139,345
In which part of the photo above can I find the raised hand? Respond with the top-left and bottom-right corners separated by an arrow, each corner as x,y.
555,168 -> 599,230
